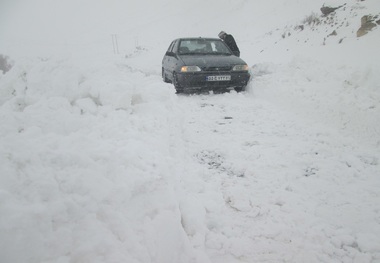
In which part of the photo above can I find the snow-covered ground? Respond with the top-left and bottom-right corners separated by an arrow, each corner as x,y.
1,0 -> 379,262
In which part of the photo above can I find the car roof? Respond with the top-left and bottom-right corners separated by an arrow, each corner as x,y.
175,37 -> 221,41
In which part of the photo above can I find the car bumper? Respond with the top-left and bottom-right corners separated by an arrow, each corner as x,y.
176,71 -> 250,91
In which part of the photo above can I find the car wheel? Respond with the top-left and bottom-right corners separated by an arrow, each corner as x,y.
162,68 -> 170,83
235,86 -> 246,92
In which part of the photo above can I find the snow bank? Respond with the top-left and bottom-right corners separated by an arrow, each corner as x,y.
251,56 -> 380,148
248,0 -> 380,148
0,55 -> 206,262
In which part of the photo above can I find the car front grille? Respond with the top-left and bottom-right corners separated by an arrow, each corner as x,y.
202,66 -> 232,72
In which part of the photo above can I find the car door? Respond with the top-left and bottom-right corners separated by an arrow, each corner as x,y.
163,40 -> 176,80
166,40 -> 181,80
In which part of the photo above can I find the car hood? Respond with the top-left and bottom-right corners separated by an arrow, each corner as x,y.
179,55 -> 247,67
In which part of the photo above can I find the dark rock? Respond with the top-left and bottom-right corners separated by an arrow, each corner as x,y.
320,4 -> 346,16
357,15 -> 377,37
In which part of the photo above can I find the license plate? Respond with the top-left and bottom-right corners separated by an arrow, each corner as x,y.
206,75 -> 231,81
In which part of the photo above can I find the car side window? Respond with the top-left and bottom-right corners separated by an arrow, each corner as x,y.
172,40 -> 179,54
167,41 -> 175,52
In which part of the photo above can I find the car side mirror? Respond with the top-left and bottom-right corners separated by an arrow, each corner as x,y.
166,51 -> 176,57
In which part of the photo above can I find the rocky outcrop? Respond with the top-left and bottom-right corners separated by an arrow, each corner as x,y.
357,15 -> 378,37
320,4 -> 346,16
273,2 -> 379,47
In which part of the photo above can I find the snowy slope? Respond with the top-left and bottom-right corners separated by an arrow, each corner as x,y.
1,0 -> 380,262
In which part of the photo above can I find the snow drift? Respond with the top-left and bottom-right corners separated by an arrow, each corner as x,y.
0,0 -> 379,262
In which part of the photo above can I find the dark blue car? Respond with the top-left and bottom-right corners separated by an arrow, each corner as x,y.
162,38 -> 250,93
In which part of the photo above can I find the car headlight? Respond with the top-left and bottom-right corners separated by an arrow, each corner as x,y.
181,66 -> 201,72
232,65 -> 249,71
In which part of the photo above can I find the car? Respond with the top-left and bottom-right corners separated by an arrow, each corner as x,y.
162,37 -> 250,93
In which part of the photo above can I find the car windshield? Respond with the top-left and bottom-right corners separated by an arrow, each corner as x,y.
178,39 -> 232,55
